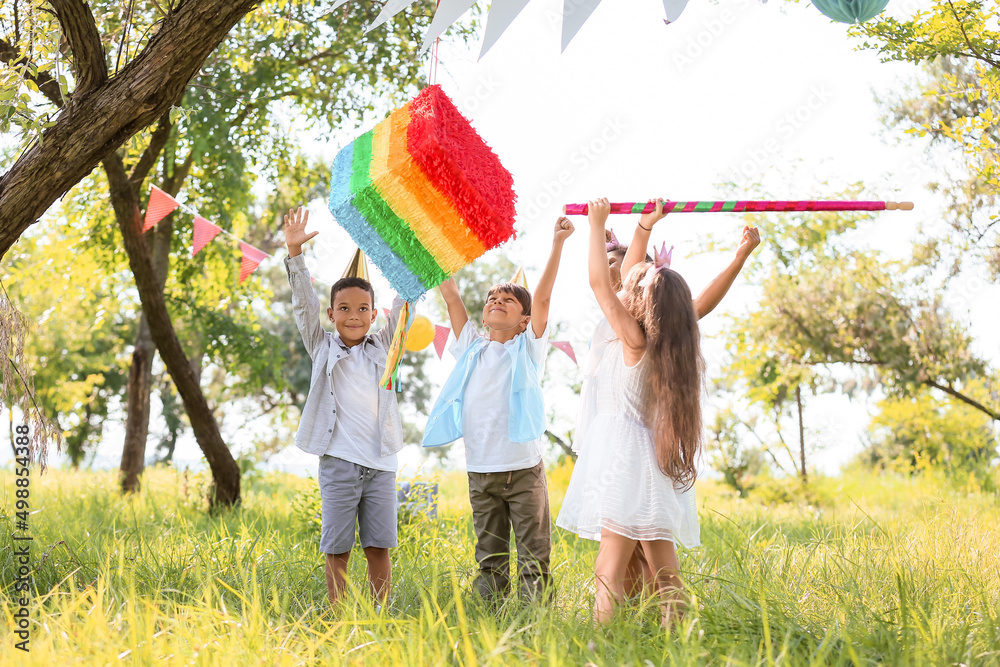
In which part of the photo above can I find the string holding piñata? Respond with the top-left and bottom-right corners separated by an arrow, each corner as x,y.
329,84 -> 517,388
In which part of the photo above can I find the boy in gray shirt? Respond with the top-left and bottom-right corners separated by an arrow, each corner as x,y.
283,206 -> 408,607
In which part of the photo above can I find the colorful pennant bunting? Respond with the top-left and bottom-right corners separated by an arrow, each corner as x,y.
143,186 -> 180,232
354,0 -> 700,55
143,185 -> 275,283
191,216 -> 222,257
239,242 -> 268,284
550,340 -> 577,365
433,325 -> 450,359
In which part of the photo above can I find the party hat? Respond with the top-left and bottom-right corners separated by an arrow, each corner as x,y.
342,247 -> 371,282
605,228 -> 621,251
510,266 -> 530,290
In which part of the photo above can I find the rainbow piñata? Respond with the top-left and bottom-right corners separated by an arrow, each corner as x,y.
329,85 -> 517,302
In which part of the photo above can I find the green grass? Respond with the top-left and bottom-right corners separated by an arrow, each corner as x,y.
1,463 -> 999,665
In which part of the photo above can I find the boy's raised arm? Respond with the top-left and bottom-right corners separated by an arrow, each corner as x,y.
438,278 -> 470,337
692,225 -> 760,319
375,295 -> 409,349
531,217 -> 575,338
284,206 -> 326,358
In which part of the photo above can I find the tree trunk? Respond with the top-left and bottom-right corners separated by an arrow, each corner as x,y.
120,313 -> 155,492
119,172 -> 178,494
104,154 -> 239,508
796,384 -> 807,482
0,0 -> 259,259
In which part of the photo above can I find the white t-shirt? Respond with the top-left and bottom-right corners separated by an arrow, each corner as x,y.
453,321 -> 549,473
324,336 -> 397,472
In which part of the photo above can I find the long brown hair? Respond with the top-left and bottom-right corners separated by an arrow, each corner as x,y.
622,263 -> 704,489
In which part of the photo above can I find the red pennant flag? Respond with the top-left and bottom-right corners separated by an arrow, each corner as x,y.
433,325 -> 450,359
550,341 -> 577,365
143,186 -> 179,232
191,216 -> 222,257
382,307 -> 390,318
239,242 -> 268,283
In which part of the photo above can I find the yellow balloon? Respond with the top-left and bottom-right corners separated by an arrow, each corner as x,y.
404,315 -> 435,352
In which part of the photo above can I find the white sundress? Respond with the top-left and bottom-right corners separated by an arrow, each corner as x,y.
555,318 -> 700,547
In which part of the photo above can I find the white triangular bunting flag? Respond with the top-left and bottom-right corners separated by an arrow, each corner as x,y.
662,0 -> 691,22
419,0 -> 478,52
365,0 -> 420,32
479,0 -> 532,59
561,0 -> 604,52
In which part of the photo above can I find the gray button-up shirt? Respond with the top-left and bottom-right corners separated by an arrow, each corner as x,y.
285,254 -> 406,458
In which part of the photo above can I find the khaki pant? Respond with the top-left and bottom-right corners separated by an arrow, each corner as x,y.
467,461 -> 552,601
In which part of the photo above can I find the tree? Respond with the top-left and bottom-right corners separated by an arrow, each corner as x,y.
853,1 -> 1000,278
0,0 -> 260,257
715,180 -> 999,484
715,185 -> 882,481
2,0 -> 468,504
745,248 -> 999,421
705,407 -> 770,496
860,386 -> 998,485
3,216 -> 132,466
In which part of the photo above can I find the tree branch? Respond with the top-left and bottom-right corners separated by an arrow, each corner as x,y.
925,379 -> 1000,421
0,38 -> 64,107
0,0 -> 260,259
48,0 -> 107,94
945,0 -> 1000,70
129,108 -> 173,185
544,429 -> 577,461
291,45 -> 348,69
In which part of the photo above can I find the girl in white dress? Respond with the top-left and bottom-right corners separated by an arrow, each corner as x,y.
557,197 -> 706,627
602,204 -> 760,599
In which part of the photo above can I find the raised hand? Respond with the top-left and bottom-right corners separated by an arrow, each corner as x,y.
588,198 -> 611,227
554,216 -> 575,244
638,198 -> 668,231
736,225 -> 761,260
283,206 -> 318,257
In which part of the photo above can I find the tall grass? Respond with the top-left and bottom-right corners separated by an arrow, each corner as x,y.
2,464 -> 999,665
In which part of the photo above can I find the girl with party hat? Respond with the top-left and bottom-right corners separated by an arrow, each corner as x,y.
604,201 -> 760,598
423,216 -> 575,604
556,198 -> 714,628
283,206 -> 412,609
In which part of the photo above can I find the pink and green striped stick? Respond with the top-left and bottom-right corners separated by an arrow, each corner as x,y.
563,200 -> 914,215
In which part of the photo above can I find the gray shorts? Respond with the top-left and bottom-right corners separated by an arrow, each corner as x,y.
318,456 -> 398,554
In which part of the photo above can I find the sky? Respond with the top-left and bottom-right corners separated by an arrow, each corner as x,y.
4,0 -> 998,477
